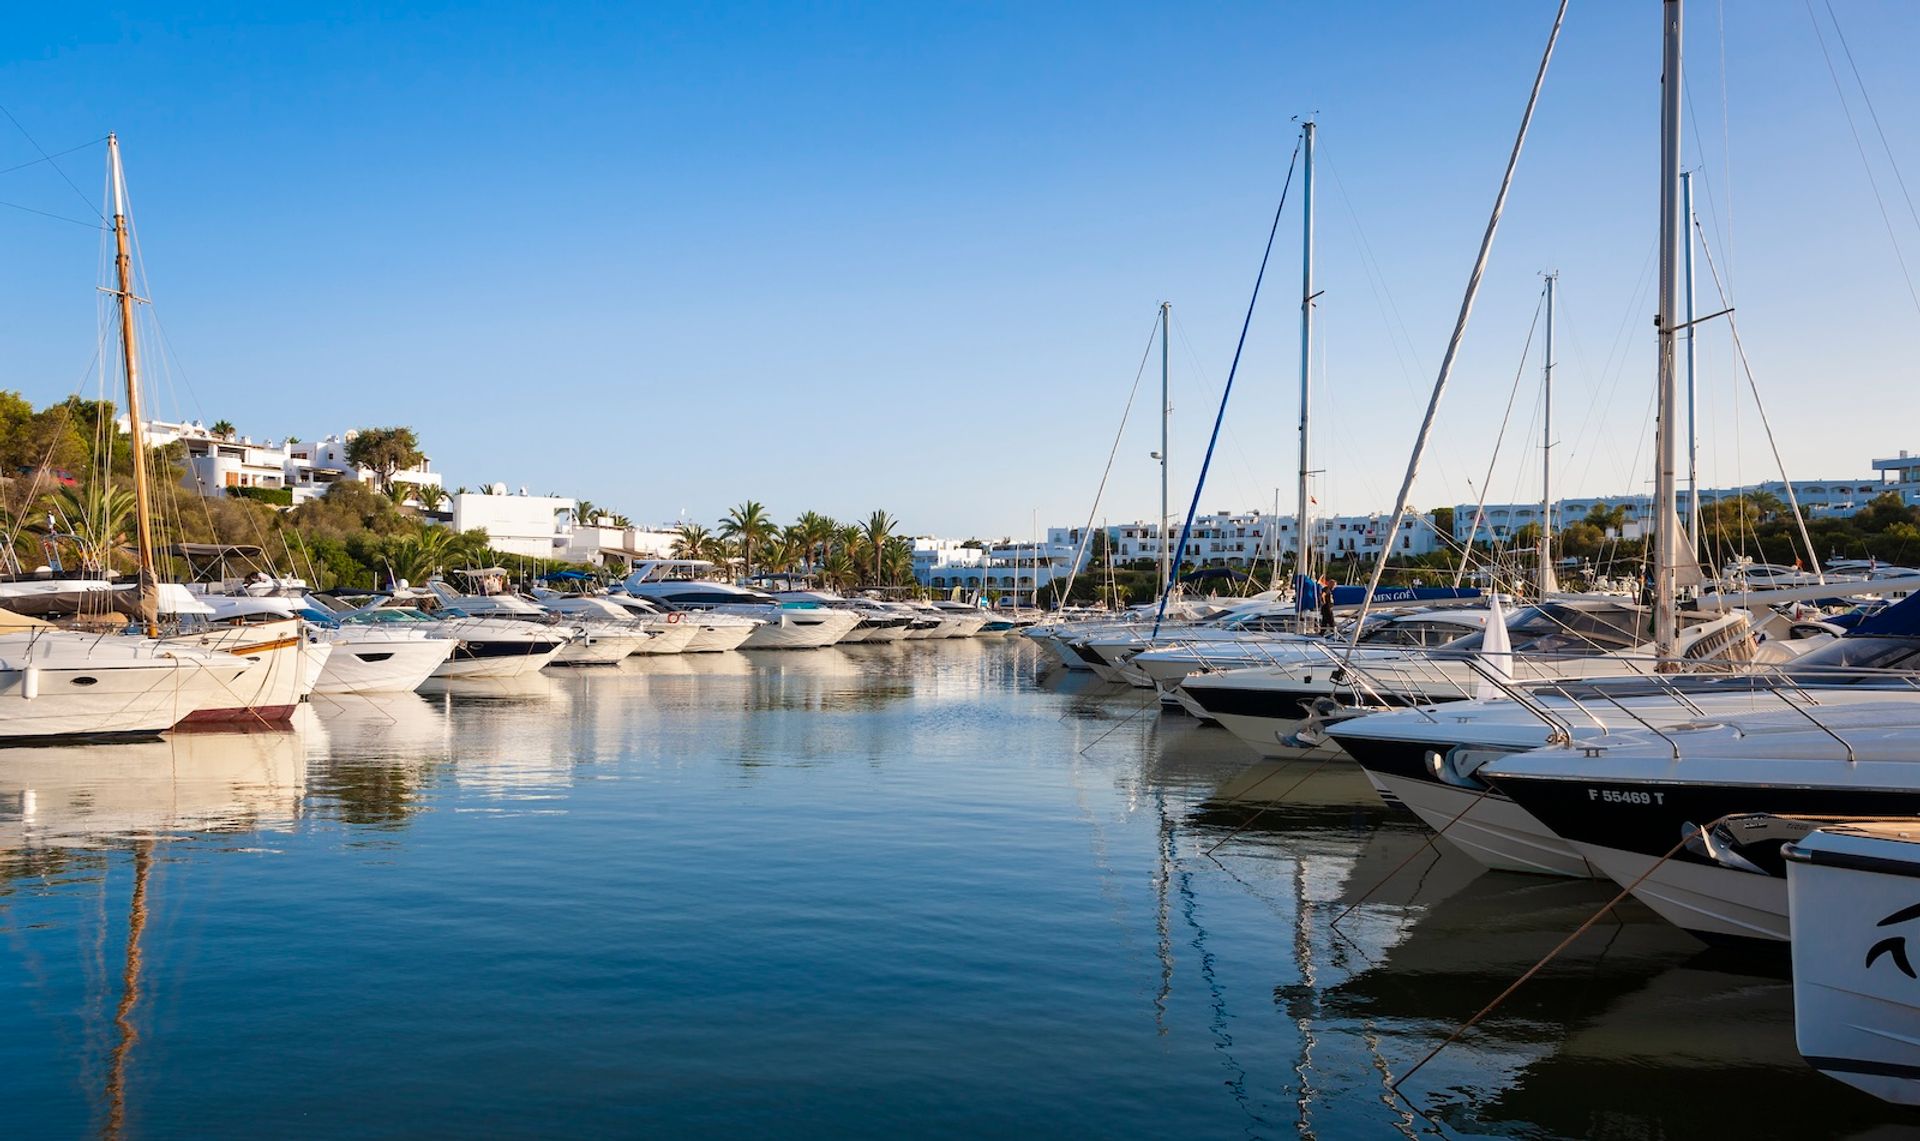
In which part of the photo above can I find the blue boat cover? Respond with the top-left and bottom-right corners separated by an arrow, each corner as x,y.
1844,592 -> 1920,638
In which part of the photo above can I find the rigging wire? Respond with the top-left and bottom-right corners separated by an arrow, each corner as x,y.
1821,0 -> 1920,245
0,136 -> 106,179
1347,0 -> 1568,646
1051,310 -> 1166,607
1691,215 -> 1823,578
1151,131 -> 1304,635
0,104 -> 102,218
1802,0 -> 1920,323
1451,288 -> 1543,586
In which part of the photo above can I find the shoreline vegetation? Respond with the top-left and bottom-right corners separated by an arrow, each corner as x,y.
11,393 -> 1920,602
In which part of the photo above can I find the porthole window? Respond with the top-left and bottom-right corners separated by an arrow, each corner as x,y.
71,676 -> 99,686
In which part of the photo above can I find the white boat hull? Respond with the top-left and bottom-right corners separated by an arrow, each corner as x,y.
1364,770 -> 1599,879
433,642 -> 566,678
166,620 -> 330,724
553,630 -> 649,665
1575,839 -> 1788,942
315,635 -> 456,695
682,621 -> 757,652
0,635 -> 258,741
630,622 -> 698,654
1788,828 -> 1920,1105
738,610 -> 860,649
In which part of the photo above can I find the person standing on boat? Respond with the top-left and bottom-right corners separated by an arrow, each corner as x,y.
1318,573 -> 1336,634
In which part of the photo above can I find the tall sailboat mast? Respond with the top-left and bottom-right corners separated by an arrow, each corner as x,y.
108,134 -> 161,636
1158,301 -> 1171,597
1653,0 -> 1685,662
1296,119 -> 1316,627
1539,271 -> 1557,598
1681,168 -> 1700,549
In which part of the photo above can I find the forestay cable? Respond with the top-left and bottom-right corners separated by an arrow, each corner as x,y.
1151,132 -> 1304,635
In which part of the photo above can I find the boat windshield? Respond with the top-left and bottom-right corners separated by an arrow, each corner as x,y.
345,607 -> 435,624
1430,603 -> 1644,657
1358,618 -> 1483,648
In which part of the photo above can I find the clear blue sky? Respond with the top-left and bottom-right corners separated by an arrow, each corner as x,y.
1,1 -> 1916,539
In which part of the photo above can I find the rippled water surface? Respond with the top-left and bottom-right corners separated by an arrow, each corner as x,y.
1,639 -> 1911,1138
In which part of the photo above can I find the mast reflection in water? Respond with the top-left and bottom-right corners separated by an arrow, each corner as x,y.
0,641 -> 1909,1137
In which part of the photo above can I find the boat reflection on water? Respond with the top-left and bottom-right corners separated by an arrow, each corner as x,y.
1137,711 -> 1917,1136
0,718 -> 313,855
0,719 -> 314,1139
306,694 -> 455,827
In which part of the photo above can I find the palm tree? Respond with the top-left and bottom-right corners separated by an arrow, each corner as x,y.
792,510 -> 836,573
671,522 -> 712,560
413,484 -> 447,514
574,499 -> 598,526
719,500 -> 776,581
822,550 -> 857,592
881,535 -> 914,589
210,419 -> 236,440
50,482 -> 135,574
861,509 -> 897,586
386,522 -> 466,584
608,514 -> 632,528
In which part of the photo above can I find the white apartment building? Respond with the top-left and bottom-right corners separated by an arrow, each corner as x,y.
1458,460 -> 1913,546
913,537 -> 1074,603
125,419 -> 444,505
1046,508 -> 1445,569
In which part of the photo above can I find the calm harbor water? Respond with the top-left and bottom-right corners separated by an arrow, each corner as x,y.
0,638 -> 1911,1138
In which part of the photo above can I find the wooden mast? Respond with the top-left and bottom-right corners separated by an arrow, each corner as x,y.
108,134 -> 160,636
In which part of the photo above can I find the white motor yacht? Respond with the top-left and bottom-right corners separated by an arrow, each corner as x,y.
926,601 -> 991,638
300,598 -> 457,695
598,592 -> 759,652
623,562 -> 859,649
322,594 -> 570,678
1480,699 -> 1920,943
768,591 -> 913,644
533,592 -> 698,655
427,581 -> 642,665
1327,597 -> 1920,879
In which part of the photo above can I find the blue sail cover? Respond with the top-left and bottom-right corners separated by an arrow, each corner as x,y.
1294,574 -> 1480,609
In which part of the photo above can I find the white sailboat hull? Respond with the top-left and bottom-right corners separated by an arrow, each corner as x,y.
166,620 -> 329,724
0,634 -> 258,741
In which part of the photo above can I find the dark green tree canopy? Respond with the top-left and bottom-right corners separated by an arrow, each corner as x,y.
345,427 -> 425,492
